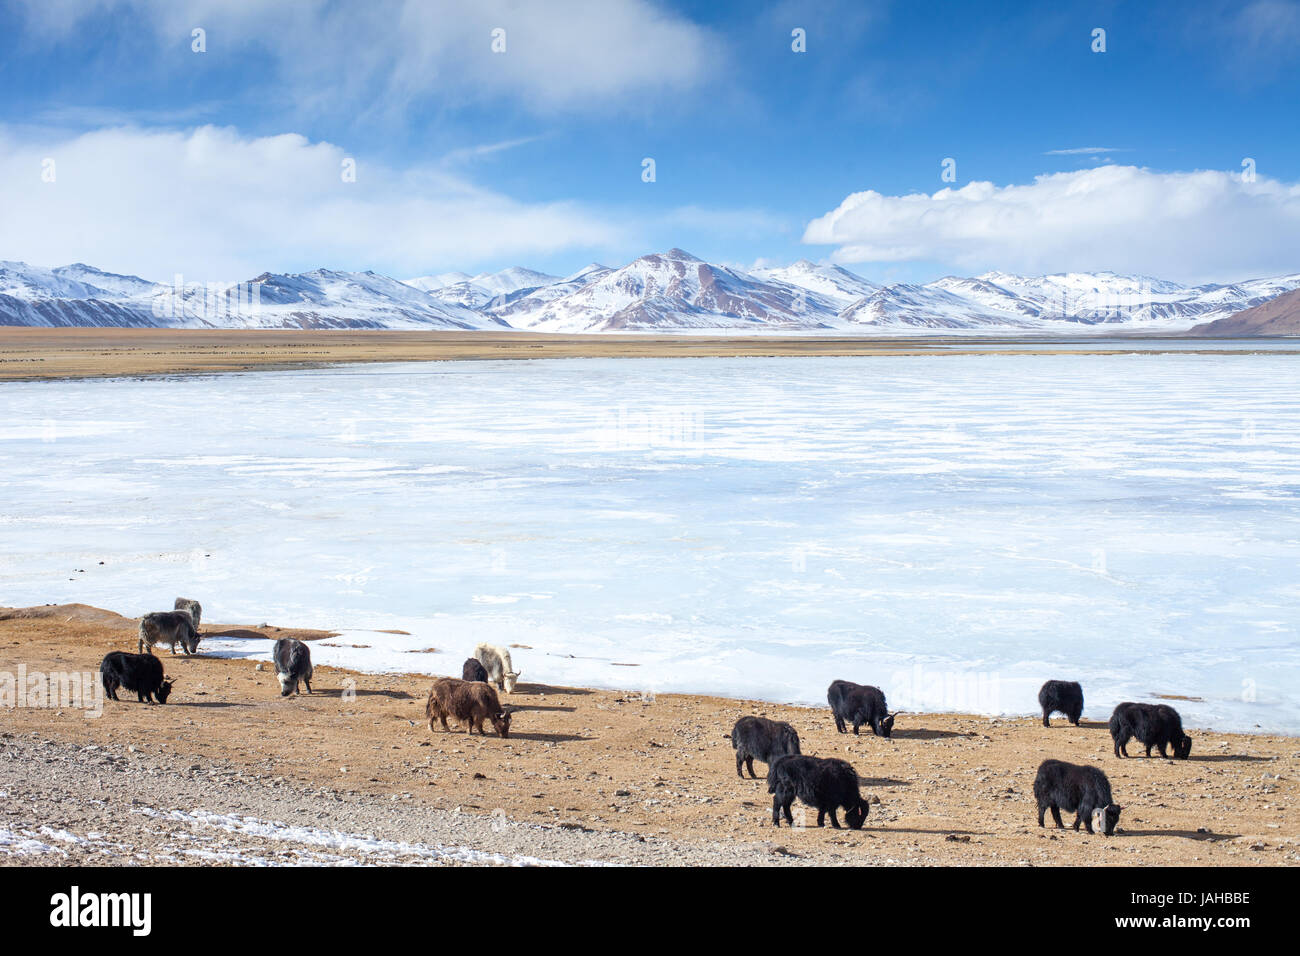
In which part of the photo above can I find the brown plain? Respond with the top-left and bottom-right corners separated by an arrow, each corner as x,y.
1,327 -> 1286,382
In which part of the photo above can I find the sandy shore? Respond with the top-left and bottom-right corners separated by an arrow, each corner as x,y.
1,604 -> 1295,866
0,328 -> 1279,381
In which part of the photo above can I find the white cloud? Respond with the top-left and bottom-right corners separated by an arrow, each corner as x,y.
0,125 -> 622,280
803,165 -> 1300,283
13,0 -> 716,114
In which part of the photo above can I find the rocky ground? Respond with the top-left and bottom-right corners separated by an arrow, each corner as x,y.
2,605 -> 1296,866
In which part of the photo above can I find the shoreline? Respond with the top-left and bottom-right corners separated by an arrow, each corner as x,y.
2,328 -> 1296,382
2,604 -> 1296,866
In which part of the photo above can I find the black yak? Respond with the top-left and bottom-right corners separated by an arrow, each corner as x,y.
272,638 -> 313,697
1038,680 -> 1084,727
1033,759 -> 1122,835
462,658 -> 490,683
1109,702 -> 1192,759
730,715 -> 801,779
827,679 -> 895,737
767,754 -> 870,830
100,651 -> 175,704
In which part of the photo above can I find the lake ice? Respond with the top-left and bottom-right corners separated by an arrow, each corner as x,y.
2,354 -> 1298,732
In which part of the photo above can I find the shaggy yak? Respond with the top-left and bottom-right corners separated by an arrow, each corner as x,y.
472,642 -> 520,694
426,677 -> 512,738
1109,702 -> 1192,759
272,638 -> 314,697
767,754 -> 870,830
827,679 -> 895,737
730,715 -> 801,779
138,610 -> 201,656
1033,759 -> 1122,835
1038,680 -> 1084,727
100,651 -> 176,704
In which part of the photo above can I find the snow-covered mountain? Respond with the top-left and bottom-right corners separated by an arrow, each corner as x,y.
407,266 -> 560,311
750,259 -> 880,308
495,248 -> 834,332
0,261 -> 503,330
3,253 -> 1298,334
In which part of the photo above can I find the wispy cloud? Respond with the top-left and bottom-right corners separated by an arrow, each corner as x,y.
439,136 -> 546,167
12,0 -> 720,116
803,165 -> 1300,284
1044,147 -> 1129,156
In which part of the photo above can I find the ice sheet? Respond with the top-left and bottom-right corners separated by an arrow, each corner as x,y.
2,354 -> 1297,732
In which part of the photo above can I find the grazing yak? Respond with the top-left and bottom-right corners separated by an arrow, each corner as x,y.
462,658 -> 490,683
767,754 -> 870,830
100,651 -> 176,704
472,642 -> 520,694
426,677 -> 512,738
1033,759 -> 1122,835
827,679 -> 895,737
1038,680 -> 1084,727
272,638 -> 313,697
138,610 -> 201,656
730,715 -> 801,779
173,597 -> 203,630
1109,702 -> 1192,759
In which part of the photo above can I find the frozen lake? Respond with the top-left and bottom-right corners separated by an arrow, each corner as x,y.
2,354 -> 1298,732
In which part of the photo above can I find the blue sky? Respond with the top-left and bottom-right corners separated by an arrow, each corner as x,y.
1,0 -> 1298,284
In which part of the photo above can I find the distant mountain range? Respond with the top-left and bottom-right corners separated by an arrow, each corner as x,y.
1189,286 -> 1300,337
3,250 -> 1298,335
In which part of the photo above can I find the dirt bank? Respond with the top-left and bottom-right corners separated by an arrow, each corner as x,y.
0,328 -> 1269,381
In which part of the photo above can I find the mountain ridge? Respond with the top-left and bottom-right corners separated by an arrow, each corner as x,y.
2,252 -> 1297,335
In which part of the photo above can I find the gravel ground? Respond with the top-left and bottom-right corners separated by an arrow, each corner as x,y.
0,734 -> 832,867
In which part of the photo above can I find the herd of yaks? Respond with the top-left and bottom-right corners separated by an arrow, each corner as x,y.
99,598 -> 1199,839
730,677 -> 1195,836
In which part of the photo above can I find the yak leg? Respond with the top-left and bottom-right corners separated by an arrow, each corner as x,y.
1050,805 -> 1064,828
1037,804 -> 1046,827
828,808 -> 842,829
816,809 -> 826,827
746,757 -> 757,779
